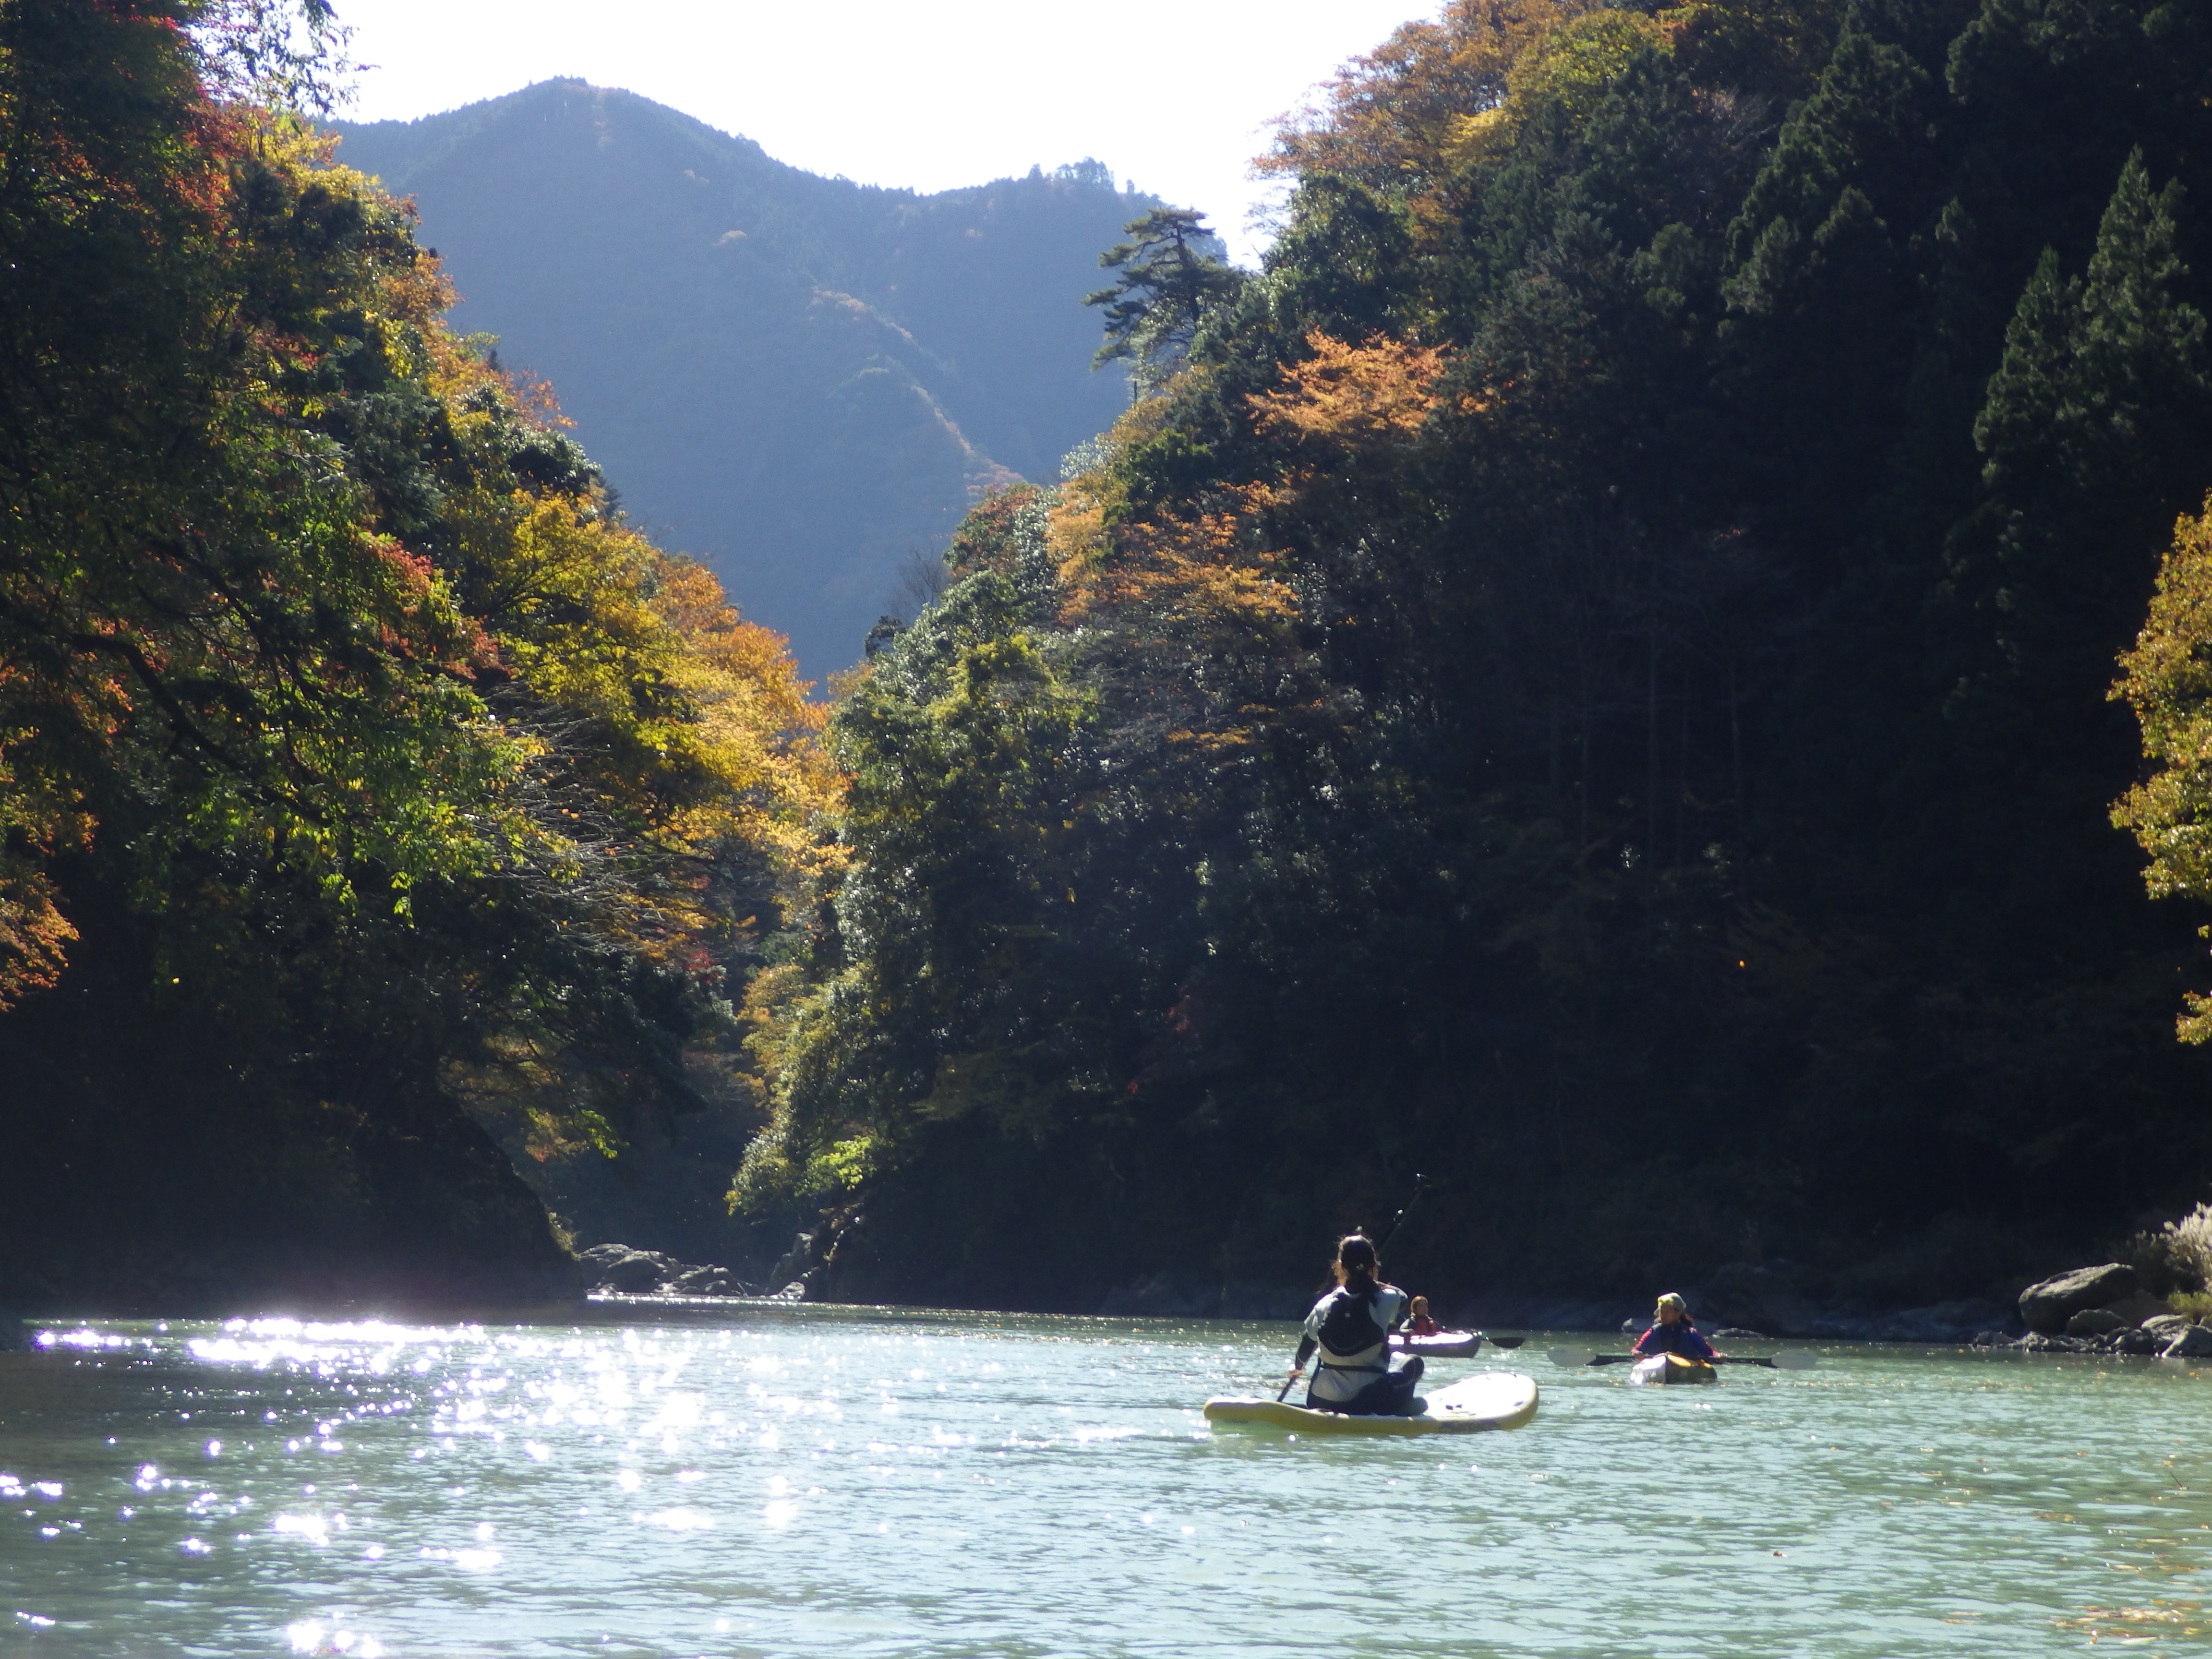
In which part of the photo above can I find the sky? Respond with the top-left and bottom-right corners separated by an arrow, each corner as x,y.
326,0 -> 1436,266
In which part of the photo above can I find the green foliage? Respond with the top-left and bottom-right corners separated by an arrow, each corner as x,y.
1086,208 -> 1248,394
748,0 -> 2212,1310
0,0 -> 833,1300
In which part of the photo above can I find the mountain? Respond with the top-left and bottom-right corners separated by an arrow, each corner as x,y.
331,80 -> 1155,674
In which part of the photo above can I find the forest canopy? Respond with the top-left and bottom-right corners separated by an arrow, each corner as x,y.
19,0 -> 2212,1319
737,0 -> 2212,1314
0,0 -> 832,1302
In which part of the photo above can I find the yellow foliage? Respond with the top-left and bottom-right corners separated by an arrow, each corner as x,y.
1447,10 -> 1669,168
1046,392 -> 1179,580
1080,490 -> 1298,637
1249,331 -> 1452,452
2112,499 -> 2212,1041
650,557 -> 845,875
1261,0 -> 1593,188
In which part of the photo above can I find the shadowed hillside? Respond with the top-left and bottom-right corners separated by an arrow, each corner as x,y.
333,81 -> 1162,673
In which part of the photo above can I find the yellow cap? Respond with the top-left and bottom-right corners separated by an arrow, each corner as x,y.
1655,1292 -> 1687,1314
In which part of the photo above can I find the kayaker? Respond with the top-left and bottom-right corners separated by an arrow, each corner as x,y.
1632,1292 -> 1719,1360
1406,1295 -> 1441,1336
1285,1235 -> 1424,1415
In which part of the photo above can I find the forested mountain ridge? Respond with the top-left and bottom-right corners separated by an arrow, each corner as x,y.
331,82 -> 1161,674
740,0 -> 2212,1316
0,0 -> 833,1309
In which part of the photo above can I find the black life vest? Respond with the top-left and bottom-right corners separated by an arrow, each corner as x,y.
1317,1284 -> 1387,1359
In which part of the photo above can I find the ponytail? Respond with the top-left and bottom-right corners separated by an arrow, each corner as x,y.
1334,1234 -> 1379,1297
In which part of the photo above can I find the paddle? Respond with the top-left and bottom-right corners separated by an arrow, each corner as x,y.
1546,1347 -> 1816,1371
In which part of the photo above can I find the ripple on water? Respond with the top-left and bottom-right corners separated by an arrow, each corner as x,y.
7,1317 -> 2212,1654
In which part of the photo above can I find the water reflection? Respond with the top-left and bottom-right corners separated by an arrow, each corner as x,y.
3,1310 -> 2212,1654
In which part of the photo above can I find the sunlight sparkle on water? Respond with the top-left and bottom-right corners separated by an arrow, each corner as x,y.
9,1311 -> 2212,1655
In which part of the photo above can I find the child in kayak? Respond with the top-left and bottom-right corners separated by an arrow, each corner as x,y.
1406,1296 -> 1441,1336
1633,1292 -> 1719,1360
1285,1235 -> 1424,1414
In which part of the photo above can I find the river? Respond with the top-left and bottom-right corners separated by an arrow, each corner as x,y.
2,1304 -> 2208,1656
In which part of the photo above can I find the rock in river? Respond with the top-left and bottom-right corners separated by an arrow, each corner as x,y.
2018,1263 -> 2136,1335
2163,1324 -> 2212,1359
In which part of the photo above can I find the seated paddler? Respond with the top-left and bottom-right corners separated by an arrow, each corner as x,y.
1632,1292 -> 1719,1360
1285,1234 -> 1425,1415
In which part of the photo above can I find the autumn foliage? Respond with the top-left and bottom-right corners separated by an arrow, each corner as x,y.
741,0 -> 2212,1311
0,0 -> 833,1290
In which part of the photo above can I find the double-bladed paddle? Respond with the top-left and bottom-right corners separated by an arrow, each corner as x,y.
1546,1347 -> 1817,1371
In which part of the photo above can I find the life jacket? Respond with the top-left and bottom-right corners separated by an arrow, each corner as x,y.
1317,1284 -> 1387,1362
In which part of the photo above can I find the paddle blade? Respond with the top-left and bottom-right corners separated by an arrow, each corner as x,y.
1772,1349 -> 1817,1371
1547,1347 -> 1598,1368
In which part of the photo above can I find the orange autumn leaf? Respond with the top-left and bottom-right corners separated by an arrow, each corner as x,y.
1249,332 -> 1450,452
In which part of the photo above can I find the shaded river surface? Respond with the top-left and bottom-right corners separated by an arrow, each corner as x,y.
4,1306 -> 2212,1657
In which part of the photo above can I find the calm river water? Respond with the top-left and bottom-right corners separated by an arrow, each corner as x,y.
3,1304 -> 2210,1657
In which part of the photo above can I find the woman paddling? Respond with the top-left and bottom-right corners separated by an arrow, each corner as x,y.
1285,1235 -> 1424,1415
1632,1292 -> 1719,1360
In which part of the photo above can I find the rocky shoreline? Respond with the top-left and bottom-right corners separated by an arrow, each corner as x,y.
1093,1256 -> 2212,1352
10,1238 -> 2212,1357
1960,1261 -> 2212,1358
1093,1261 -> 2020,1342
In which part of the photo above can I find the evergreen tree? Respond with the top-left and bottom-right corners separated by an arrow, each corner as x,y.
1085,208 -> 1246,394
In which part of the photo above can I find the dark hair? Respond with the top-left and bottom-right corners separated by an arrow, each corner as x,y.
1334,1234 -> 1379,1294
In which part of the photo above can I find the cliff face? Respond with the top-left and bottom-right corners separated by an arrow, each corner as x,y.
334,82 -> 1152,674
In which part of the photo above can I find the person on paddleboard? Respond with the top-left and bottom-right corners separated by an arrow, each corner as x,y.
1285,1235 -> 1425,1415
1632,1292 -> 1719,1360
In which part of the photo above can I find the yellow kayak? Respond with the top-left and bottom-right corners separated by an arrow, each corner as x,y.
1628,1354 -> 1717,1386
1203,1371 -> 1539,1436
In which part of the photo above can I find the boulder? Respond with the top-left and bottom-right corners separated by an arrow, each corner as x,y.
577,1244 -> 631,1269
2066,1308 -> 2125,1337
2016,1332 -> 2089,1352
1709,1328 -> 1769,1341
2115,1327 -> 2162,1356
2101,1292 -> 2176,1329
2018,1263 -> 2137,1335
597,1251 -> 670,1294
766,1231 -> 828,1296
670,1266 -> 738,1296
2162,1324 -> 2212,1359
2142,1313 -> 2194,1341
1969,1330 -> 2012,1348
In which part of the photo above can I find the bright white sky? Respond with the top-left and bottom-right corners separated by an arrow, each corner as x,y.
328,0 -> 1433,265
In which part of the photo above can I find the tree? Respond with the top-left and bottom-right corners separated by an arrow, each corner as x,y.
1085,208 -> 1245,395
745,0 -> 2212,1312
0,0 -> 836,1302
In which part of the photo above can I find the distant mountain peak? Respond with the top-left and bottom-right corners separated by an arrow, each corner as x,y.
332,87 -> 1162,673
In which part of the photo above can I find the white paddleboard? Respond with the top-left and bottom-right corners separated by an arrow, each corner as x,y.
1203,1371 -> 1539,1436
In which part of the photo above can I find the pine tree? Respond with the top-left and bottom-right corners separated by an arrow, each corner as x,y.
1085,208 -> 1246,395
